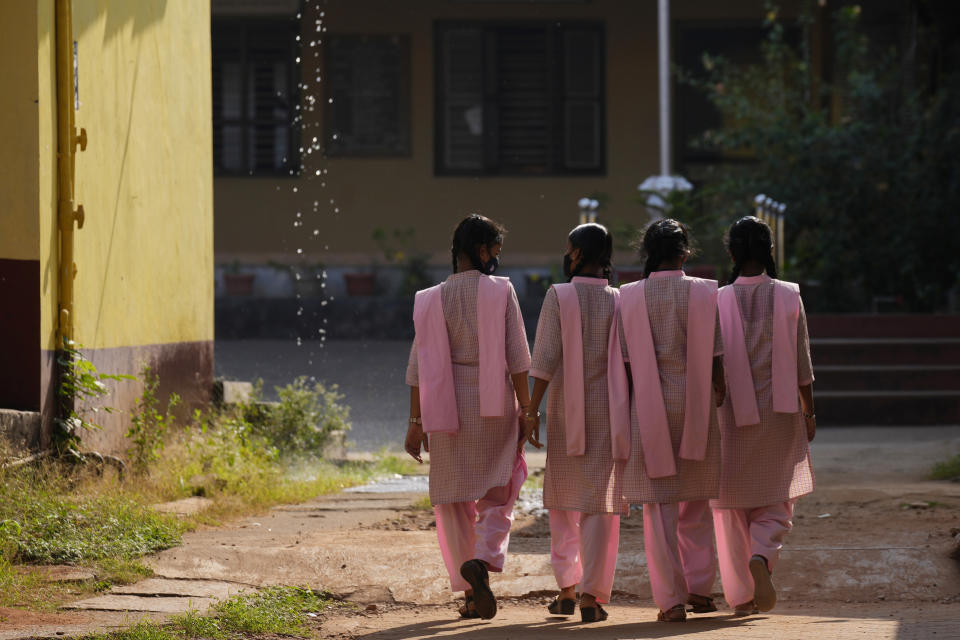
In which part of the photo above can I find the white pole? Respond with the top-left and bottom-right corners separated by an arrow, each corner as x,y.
658,0 -> 671,176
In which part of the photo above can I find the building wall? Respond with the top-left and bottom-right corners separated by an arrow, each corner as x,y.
34,0 -> 215,453
213,0 -> 804,269
0,2 -> 42,415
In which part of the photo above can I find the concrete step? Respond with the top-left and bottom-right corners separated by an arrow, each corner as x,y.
816,390 -> 960,426
808,314 -> 960,339
810,338 -> 960,366
814,365 -> 960,391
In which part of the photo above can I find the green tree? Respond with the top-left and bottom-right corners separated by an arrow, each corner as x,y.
679,2 -> 960,310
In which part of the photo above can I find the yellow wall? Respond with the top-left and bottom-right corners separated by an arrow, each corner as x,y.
38,0 -> 214,351
213,0 -> 803,267
0,2 -> 40,262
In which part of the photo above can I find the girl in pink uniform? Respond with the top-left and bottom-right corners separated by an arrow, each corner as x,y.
712,216 -> 816,615
619,219 -> 726,622
405,214 -> 533,621
526,223 -> 629,623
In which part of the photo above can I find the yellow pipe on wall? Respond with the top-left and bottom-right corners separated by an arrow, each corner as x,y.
55,0 -> 87,347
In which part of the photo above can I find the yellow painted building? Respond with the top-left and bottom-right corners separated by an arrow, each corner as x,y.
0,1 -> 214,453
212,0 -> 809,273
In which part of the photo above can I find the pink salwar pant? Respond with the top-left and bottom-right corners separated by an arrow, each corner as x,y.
549,510 -> 620,603
433,455 -> 527,593
712,501 -> 794,607
643,500 -> 718,611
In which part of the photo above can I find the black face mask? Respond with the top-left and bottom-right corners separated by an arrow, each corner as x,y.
481,256 -> 499,275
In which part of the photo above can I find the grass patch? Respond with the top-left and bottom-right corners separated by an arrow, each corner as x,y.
410,495 -> 433,511
0,377 -> 422,613
931,454 -> 960,481
82,586 -> 333,640
0,466 -> 183,564
524,468 -> 545,490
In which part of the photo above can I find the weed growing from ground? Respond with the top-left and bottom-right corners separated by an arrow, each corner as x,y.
81,586 -> 333,639
127,366 -> 180,475
931,454 -> 960,481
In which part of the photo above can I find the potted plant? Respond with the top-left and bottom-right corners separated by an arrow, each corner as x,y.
223,261 -> 255,296
372,227 -> 433,296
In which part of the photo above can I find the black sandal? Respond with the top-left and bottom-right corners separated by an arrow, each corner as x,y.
459,594 -> 480,619
459,559 -> 497,620
547,597 -> 577,615
580,603 -> 608,623
687,593 -> 718,613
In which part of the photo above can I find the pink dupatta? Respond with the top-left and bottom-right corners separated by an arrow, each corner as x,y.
718,275 -> 800,427
413,275 -> 512,433
554,279 -> 631,460
619,272 -> 718,478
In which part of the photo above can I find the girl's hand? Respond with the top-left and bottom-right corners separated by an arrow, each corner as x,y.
405,421 -> 429,463
804,414 -> 816,442
713,379 -> 726,407
519,412 -> 543,452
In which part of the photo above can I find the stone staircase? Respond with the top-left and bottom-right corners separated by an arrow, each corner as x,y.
808,315 -> 960,426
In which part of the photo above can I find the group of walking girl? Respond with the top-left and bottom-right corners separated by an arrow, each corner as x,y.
404,213 -> 816,624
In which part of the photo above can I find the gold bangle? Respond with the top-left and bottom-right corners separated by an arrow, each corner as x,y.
525,410 -> 540,420
409,417 -> 422,425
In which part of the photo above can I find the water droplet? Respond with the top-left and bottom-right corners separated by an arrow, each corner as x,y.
297,308 -> 303,316
313,201 -> 319,207
334,207 -> 339,213
332,133 -> 338,140
295,57 -> 301,64
296,212 -> 302,217
310,41 -> 316,47
321,300 -> 328,306
315,169 -> 321,176
313,229 -> 319,235
321,182 -> 326,187
293,187 -> 298,193
297,248 -> 304,254
296,337 -> 302,346
328,98 -> 333,104
329,199 -> 335,204
295,35 -> 301,42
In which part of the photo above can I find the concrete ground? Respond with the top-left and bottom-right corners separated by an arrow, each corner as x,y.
3,421 -> 958,639
4,339 -> 957,638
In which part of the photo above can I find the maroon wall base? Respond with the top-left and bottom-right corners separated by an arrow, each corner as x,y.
0,258 -> 40,411
40,341 -> 213,455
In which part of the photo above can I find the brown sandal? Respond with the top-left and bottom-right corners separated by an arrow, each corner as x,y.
687,593 -> 717,613
547,597 -> 577,615
460,559 -> 497,620
458,594 -> 480,619
580,603 -> 608,623
657,604 -> 687,622
733,599 -> 759,616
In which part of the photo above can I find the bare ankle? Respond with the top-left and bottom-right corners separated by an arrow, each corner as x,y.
580,593 -> 598,607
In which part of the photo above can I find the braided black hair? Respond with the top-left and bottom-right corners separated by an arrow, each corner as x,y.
640,218 -> 693,278
567,223 -> 614,280
725,216 -> 778,282
450,214 -> 506,273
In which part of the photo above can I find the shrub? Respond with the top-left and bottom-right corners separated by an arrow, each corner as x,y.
243,377 -> 351,458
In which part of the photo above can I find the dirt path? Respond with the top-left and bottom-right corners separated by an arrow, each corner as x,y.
3,427 -> 959,639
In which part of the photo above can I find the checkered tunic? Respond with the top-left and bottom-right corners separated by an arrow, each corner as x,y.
711,279 -> 815,509
530,282 -> 625,515
406,270 -> 531,505
619,273 -> 724,504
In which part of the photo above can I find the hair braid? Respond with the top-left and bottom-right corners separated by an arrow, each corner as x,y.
725,216 -> 777,281
640,218 -> 693,278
